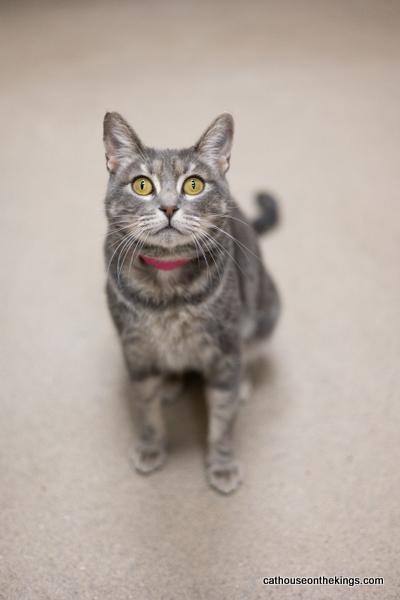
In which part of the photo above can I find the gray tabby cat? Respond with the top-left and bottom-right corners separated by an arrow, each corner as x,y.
103,112 -> 280,494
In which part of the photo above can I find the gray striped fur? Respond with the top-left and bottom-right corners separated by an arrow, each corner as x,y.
102,112 -> 280,493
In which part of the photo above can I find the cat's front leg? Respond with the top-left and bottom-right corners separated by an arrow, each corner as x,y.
129,375 -> 167,474
205,359 -> 242,495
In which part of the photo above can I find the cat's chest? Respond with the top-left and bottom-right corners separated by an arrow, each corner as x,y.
138,306 -> 214,371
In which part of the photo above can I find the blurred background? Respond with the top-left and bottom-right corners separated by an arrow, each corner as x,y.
1,1 -> 399,598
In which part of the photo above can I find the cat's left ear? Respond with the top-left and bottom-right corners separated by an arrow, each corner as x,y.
103,112 -> 143,173
195,113 -> 234,174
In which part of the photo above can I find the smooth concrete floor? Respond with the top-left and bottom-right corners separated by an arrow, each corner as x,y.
1,1 -> 400,598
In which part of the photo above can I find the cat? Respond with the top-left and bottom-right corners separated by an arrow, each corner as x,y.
102,112 -> 280,494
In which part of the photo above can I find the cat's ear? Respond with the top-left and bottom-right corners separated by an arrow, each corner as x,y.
195,113 -> 234,174
103,112 -> 143,173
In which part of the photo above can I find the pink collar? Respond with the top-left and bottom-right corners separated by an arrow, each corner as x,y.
140,255 -> 191,271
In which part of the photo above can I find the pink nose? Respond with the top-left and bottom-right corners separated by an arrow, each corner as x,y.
160,206 -> 178,218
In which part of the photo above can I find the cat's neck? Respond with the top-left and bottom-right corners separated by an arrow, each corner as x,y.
105,234 -> 233,310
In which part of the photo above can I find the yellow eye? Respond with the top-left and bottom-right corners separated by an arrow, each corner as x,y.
183,176 -> 204,196
132,176 -> 154,196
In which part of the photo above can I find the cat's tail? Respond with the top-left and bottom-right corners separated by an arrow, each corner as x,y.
251,192 -> 279,235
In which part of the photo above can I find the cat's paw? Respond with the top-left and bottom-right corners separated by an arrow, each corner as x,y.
130,444 -> 167,474
207,460 -> 243,495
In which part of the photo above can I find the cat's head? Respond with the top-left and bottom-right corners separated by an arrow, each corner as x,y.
103,112 -> 234,251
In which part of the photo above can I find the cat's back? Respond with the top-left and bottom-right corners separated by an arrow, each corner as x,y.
229,201 -> 281,342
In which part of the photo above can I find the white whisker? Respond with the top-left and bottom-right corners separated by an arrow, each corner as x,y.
207,223 -> 261,263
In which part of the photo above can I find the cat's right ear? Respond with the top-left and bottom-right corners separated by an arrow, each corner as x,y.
103,112 -> 143,173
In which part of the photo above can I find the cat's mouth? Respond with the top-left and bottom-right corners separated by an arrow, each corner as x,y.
149,223 -> 192,248
157,224 -> 181,233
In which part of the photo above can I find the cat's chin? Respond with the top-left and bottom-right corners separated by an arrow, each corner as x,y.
148,227 -> 192,249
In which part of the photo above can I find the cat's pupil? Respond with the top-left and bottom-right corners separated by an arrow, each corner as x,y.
191,180 -> 195,189
140,180 -> 145,189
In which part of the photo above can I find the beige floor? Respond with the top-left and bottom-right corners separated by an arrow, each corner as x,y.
1,1 -> 400,598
